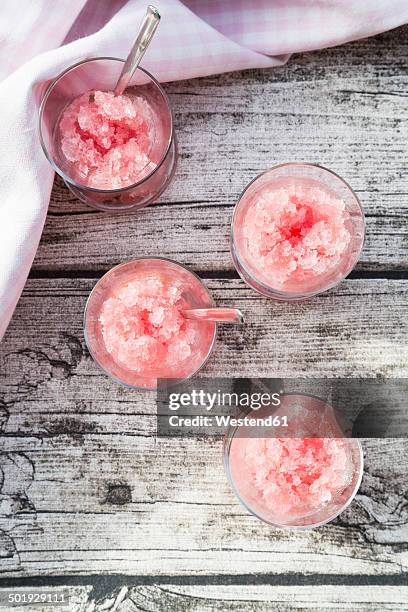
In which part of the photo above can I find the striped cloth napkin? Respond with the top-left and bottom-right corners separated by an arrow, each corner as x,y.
0,0 -> 407,340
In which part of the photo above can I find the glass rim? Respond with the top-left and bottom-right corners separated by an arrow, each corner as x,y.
38,56 -> 175,194
83,256 -> 217,392
230,162 -> 366,299
223,393 -> 364,529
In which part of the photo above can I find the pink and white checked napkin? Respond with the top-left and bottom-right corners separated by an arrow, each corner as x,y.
0,0 -> 407,340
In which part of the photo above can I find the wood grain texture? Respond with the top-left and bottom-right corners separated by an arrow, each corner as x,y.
35,193 -> 408,274
1,278 -> 407,392
120,585 -> 408,611
2,584 -> 408,611
0,433 -> 407,577
0,279 -> 407,581
0,25 -> 407,608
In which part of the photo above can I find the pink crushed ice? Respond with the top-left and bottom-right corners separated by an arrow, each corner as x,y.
98,272 -> 201,380
241,183 -> 351,287
59,90 -> 156,189
233,437 -> 353,518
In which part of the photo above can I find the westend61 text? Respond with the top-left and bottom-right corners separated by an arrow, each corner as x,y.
168,414 -> 288,428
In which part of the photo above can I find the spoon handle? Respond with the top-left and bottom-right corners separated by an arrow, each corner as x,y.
182,308 -> 245,324
114,5 -> 161,96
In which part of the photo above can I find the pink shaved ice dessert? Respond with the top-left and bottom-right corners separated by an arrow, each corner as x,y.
229,435 -> 355,521
97,271 -> 210,385
58,90 -> 157,189
240,182 -> 352,289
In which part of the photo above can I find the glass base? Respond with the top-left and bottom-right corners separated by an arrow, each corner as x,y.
65,137 -> 178,212
231,243 -> 315,301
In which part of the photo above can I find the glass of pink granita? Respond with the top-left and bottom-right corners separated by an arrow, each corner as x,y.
84,258 -> 216,390
231,163 -> 365,299
39,58 -> 177,211
224,394 -> 363,528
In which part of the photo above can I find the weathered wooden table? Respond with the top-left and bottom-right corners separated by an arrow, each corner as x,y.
1,26 -> 407,611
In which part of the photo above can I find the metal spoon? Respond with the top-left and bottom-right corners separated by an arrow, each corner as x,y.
182,308 -> 245,324
114,5 -> 161,96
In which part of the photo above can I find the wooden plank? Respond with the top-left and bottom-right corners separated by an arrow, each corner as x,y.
35,196 -> 407,273
34,26 -> 408,273
97,584 -> 408,611
48,27 -> 408,213
0,584 -> 407,611
0,436 -> 406,578
1,279 -> 407,396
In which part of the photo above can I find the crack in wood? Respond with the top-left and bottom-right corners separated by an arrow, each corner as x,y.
0,452 -> 38,572
2,572 -> 408,587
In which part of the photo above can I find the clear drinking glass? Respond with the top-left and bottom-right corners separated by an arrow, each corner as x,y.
231,163 -> 365,300
39,57 -> 177,211
84,257 -> 217,390
223,394 -> 364,528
